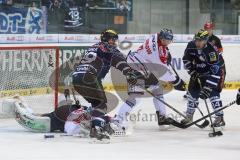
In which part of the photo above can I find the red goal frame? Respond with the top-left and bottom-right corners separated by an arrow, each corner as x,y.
0,46 -> 60,109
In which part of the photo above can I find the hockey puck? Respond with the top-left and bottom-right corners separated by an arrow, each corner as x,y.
44,134 -> 55,139
208,131 -> 223,137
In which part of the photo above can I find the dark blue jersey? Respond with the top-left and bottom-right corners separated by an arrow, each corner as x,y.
183,41 -> 224,89
74,42 -> 130,80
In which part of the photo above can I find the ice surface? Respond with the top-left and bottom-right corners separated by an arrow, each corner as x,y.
0,90 -> 240,160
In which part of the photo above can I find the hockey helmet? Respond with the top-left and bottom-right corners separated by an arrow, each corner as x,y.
204,22 -> 215,30
100,29 -> 119,42
194,29 -> 209,41
159,28 -> 174,41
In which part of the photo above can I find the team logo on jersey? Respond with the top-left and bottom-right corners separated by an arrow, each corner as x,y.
209,52 -> 217,62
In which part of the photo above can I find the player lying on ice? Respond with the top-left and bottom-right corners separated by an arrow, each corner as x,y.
2,94 -> 116,140
113,28 -> 186,130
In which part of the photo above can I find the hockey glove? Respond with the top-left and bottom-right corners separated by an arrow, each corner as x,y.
189,70 -> 199,81
199,86 -> 212,99
172,76 -> 186,91
126,70 -> 143,85
236,89 -> 240,105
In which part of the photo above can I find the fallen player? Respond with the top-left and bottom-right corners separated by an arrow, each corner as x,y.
2,96 -> 115,140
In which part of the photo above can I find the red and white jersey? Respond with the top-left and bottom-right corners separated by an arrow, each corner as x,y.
127,33 -> 176,82
64,108 -> 91,135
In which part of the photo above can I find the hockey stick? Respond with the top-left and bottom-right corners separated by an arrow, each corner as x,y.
169,64 -> 210,128
145,89 -> 209,129
179,100 -> 236,129
131,55 -> 208,128
71,88 -> 80,105
197,79 -> 223,137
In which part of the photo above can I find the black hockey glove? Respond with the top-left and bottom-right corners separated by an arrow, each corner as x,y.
171,76 -> 186,91
126,70 -> 143,85
236,89 -> 240,105
189,70 -> 199,81
199,86 -> 212,99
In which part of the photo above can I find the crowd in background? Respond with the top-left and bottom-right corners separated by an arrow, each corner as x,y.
0,0 -> 131,33
0,0 -> 131,11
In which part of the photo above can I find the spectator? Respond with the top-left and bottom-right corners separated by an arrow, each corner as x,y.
117,0 -> 130,11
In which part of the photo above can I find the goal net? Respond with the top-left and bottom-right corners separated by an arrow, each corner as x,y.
0,46 -> 60,117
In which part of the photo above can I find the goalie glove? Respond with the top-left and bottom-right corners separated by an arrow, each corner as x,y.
199,86 -> 212,99
171,76 -> 186,91
236,89 -> 240,105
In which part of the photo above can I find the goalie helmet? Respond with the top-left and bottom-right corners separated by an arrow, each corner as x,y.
159,28 -> 173,41
194,29 -> 209,41
100,29 -> 119,42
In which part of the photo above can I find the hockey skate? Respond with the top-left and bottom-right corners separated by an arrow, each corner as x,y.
156,111 -> 175,130
110,119 -> 127,137
211,116 -> 225,128
90,126 -> 110,143
181,113 -> 193,125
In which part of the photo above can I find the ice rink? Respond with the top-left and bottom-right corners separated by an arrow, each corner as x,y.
0,90 -> 240,160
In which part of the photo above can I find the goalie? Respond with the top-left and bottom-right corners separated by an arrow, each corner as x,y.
2,96 -> 114,139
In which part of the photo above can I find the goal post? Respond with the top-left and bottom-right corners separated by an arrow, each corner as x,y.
0,46 -> 60,114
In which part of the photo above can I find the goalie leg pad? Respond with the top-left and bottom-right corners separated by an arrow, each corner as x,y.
14,102 -> 51,133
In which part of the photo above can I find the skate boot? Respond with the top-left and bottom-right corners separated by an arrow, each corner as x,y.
211,116 -> 225,128
110,118 -> 127,137
156,111 -> 171,125
89,118 -> 111,142
181,113 -> 193,125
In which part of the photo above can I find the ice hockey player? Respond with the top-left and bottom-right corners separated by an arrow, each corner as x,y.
204,22 -> 223,53
71,29 -> 140,139
237,89 -> 240,105
183,22 -> 226,99
113,28 -> 186,129
204,21 -> 226,86
2,96 -> 114,139
182,29 -> 226,127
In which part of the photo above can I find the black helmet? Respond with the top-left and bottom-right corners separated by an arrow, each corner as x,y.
194,29 -> 209,41
159,28 -> 173,41
100,29 -> 118,42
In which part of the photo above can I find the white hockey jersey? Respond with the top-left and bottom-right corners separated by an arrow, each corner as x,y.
64,108 -> 91,135
127,33 -> 176,82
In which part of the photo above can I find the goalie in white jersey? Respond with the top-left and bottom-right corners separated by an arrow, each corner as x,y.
114,29 -> 186,128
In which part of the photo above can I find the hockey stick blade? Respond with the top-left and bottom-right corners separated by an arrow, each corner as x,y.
208,131 -> 223,137
198,119 -> 210,128
182,100 -> 236,129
